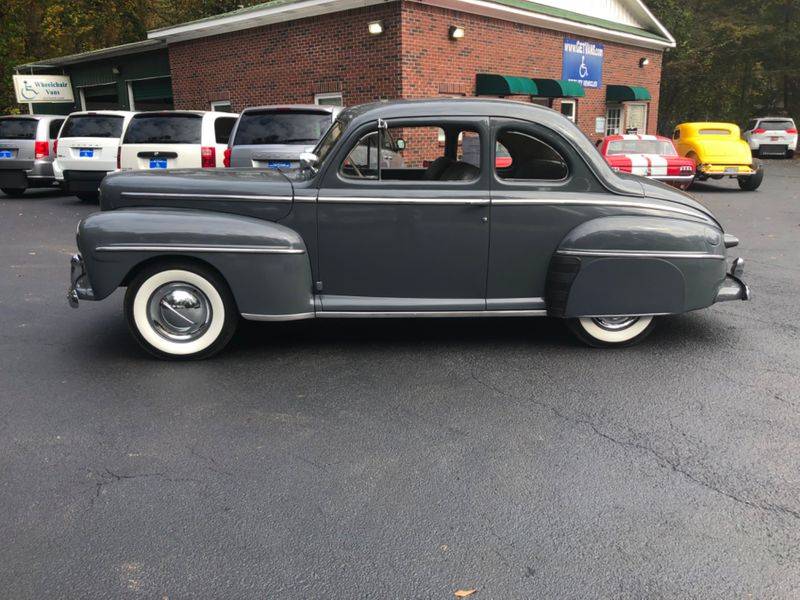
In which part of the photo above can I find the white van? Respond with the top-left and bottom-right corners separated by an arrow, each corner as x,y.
119,111 -> 238,171
54,110 -> 136,201
743,117 -> 798,158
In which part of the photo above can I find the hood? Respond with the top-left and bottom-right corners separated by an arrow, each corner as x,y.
615,172 -> 720,227
100,168 -> 294,219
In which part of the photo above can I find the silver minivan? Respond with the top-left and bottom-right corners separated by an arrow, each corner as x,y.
0,114 -> 64,197
226,105 -> 342,169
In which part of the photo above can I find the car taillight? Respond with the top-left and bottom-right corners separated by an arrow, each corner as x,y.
53,139 -> 58,155
201,146 -> 216,168
117,146 -> 121,170
753,128 -> 766,134
787,128 -> 798,135
223,148 -> 231,168
34,141 -> 49,159
680,165 -> 693,173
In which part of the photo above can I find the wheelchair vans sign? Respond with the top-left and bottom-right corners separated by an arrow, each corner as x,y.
13,75 -> 74,103
562,38 -> 604,88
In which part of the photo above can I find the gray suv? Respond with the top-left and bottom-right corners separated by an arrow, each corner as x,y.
226,105 -> 342,170
0,114 -> 64,197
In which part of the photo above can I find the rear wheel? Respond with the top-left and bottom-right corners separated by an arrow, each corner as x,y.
738,160 -> 764,191
76,192 -> 99,202
124,261 -> 239,360
567,316 -> 656,348
1,188 -> 26,197
788,150 -> 795,159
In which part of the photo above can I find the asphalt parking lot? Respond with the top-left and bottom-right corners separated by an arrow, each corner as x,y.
1,160 -> 799,599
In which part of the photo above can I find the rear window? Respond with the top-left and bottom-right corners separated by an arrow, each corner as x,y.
123,114 -> 202,144
61,115 -> 124,138
699,129 -> 734,136
0,118 -> 38,140
758,120 -> 795,131
215,117 -> 237,144
234,111 -> 332,146
607,139 -> 677,155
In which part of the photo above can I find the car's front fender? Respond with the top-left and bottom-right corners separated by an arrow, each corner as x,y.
77,208 -> 314,318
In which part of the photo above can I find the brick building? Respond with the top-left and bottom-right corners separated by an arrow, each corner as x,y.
151,0 -> 674,141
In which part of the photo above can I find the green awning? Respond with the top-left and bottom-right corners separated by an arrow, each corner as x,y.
531,79 -> 585,98
606,85 -> 652,102
476,73 -> 538,96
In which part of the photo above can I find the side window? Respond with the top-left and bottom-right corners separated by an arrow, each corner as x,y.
494,130 -> 568,181
49,119 -> 64,139
340,124 -> 481,182
673,129 -> 680,140
215,117 -> 237,144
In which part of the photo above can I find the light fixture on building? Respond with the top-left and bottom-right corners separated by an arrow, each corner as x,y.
449,25 -> 465,40
639,57 -> 650,68
111,66 -> 120,75
368,20 -> 384,35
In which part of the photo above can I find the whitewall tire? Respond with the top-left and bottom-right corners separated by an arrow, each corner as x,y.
568,316 -> 656,348
124,261 -> 238,359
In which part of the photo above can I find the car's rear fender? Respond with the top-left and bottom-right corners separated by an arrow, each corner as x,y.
77,208 -> 314,317
546,215 -> 727,318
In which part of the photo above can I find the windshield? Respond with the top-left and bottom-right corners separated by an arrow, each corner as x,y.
123,114 -> 202,144
312,120 -> 344,165
61,115 -> 124,138
0,118 -> 38,140
607,139 -> 677,155
234,111 -> 332,146
758,120 -> 795,131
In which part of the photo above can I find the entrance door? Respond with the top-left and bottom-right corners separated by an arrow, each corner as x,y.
625,103 -> 648,134
316,117 -> 491,312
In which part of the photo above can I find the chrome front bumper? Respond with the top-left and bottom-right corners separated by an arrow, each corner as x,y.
715,257 -> 751,302
67,254 -> 95,308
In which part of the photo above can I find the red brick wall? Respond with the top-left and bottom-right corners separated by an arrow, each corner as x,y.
168,1 -> 665,140
168,4 -> 403,111
400,2 -> 664,140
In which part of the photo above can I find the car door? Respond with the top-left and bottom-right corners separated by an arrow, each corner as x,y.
315,116 -> 492,312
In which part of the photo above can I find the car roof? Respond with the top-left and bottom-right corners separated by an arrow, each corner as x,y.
67,110 -> 135,117
677,122 -> 738,129
241,104 -> 339,114
605,134 -> 671,142
0,114 -> 63,120
753,116 -> 795,120
131,110 -> 209,117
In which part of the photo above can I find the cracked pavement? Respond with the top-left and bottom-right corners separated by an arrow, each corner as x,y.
1,159 -> 799,598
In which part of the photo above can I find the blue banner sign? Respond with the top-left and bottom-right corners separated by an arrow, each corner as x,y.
562,38 -> 604,88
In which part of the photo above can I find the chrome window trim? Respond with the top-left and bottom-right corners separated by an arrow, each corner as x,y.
95,244 -> 305,254
120,192 -> 292,203
557,249 -> 724,260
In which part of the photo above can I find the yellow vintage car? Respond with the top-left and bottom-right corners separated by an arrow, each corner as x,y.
673,122 -> 764,191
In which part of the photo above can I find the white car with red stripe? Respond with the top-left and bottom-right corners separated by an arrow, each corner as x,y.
600,134 -> 696,189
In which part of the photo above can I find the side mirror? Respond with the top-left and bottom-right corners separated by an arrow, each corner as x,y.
299,152 -> 319,170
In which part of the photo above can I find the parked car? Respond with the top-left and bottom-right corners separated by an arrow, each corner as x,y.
54,110 -> 135,201
0,114 -> 64,197
672,122 -> 764,191
598,134 -> 696,189
119,111 -> 239,172
68,99 -> 750,359
226,105 -> 342,169
743,117 -> 797,158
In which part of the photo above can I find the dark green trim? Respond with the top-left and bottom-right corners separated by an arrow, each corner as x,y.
531,78 -> 585,98
476,73 -> 538,96
606,85 -> 652,102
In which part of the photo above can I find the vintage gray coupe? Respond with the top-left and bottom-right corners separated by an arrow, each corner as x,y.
68,99 -> 750,359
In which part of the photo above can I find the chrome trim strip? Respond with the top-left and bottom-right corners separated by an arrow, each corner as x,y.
491,198 -> 706,219
95,244 -> 305,254
317,196 -> 489,205
557,249 -> 724,260
241,312 -> 315,322
317,310 -> 547,318
120,192 -> 292,202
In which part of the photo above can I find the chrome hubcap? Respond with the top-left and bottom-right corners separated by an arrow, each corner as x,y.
147,283 -> 212,342
592,316 -> 640,331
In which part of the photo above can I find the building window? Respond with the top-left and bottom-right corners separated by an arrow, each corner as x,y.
605,106 -> 622,136
315,92 -> 343,107
624,102 -> 648,134
79,84 -> 119,111
211,100 -> 233,112
560,100 -> 577,123
127,77 -> 174,111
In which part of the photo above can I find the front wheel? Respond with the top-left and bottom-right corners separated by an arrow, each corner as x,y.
738,161 -> 764,191
567,316 -> 656,348
1,187 -> 26,197
124,261 -> 239,360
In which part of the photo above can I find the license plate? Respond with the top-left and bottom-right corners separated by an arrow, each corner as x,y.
771,137 -> 781,141
0,150 -> 12,159
149,158 -> 168,169
724,167 -> 738,174
267,160 -> 292,170
79,149 -> 94,158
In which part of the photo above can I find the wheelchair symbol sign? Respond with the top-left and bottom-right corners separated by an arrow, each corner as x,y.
20,80 -> 39,101
562,38 -> 604,88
